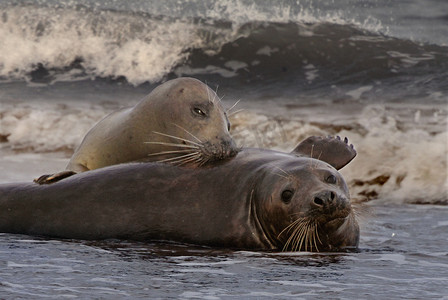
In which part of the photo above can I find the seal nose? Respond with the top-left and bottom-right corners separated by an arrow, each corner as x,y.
220,138 -> 239,158
312,191 -> 338,209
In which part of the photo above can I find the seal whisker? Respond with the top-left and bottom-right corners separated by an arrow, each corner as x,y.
226,99 -> 241,114
274,166 -> 291,177
309,223 -> 315,251
144,141 -> 199,149
156,152 -> 200,163
301,219 -> 314,252
309,144 -> 316,170
157,152 -> 200,163
281,226 -> 298,251
152,131 -> 202,147
272,172 -> 289,180
303,222 -> 311,252
172,123 -> 203,144
213,85 -> 221,104
311,222 -> 319,252
228,109 -> 245,117
280,217 -> 312,252
217,94 -> 225,104
281,220 -> 301,252
285,218 -> 308,252
287,222 -> 303,252
206,84 -> 213,104
313,150 -> 324,169
147,149 -> 196,157
174,154 -> 202,166
292,221 -> 308,252
278,217 -> 303,240
304,221 -> 314,251
300,221 -> 312,252
173,156 -> 201,165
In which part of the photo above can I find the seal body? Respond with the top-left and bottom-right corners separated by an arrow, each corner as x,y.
0,148 -> 359,251
68,77 -> 237,172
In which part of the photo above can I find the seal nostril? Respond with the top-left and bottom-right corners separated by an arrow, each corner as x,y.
314,197 -> 324,206
330,192 -> 336,201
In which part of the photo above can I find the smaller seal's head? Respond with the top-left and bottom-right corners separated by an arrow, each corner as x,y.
144,78 -> 239,166
254,158 -> 359,252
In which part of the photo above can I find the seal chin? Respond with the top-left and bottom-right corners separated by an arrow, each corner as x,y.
318,213 -> 360,251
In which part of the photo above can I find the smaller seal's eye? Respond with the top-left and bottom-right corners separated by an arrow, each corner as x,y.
326,174 -> 337,184
281,189 -> 294,204
193,107 -> 206,117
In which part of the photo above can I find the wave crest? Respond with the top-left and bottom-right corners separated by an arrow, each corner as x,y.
2,2 -> 446,91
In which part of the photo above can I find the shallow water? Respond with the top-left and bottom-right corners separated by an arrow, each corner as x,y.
1,204 -> 447,299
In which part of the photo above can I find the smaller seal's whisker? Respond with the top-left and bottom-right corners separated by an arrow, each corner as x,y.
144,141 -> 199,149
156,152 -> 200,163
174,153 -> 202,166
198,156 -> 210,167
213,85 -> 221,104
147,150 -> 195,157
152,131 -> 202,147
172,124 -> 203,143
226,99 -> 241,114
217,94 -> 225,104
228,109 -> 245,117
273,172 -> 289,180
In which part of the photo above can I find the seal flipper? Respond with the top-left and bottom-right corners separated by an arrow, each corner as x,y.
34,170 -> 77,185
291,136 -> 357,170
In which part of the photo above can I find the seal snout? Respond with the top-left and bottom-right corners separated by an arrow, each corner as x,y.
311,190 -> 350,216
202,138 -> 239,161
313,191 -> 337,207
221,139 -> 239,158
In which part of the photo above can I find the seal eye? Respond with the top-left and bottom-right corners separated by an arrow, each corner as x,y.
193,107 -> 207,117
281,189 -> 294,204
326,174 -> 337,184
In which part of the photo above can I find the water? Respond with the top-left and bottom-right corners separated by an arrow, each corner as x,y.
0,0 -> 447,298
1,204 -> 447,299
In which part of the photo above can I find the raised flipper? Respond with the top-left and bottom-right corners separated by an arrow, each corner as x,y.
291,136 -> 356,170
34,170 -> 77,185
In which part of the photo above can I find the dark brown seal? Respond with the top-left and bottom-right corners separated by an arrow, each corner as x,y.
1,137 -> 359,252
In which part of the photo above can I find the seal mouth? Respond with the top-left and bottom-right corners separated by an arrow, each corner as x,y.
277,208 -> 358,253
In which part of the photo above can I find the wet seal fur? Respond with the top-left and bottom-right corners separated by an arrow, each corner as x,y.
0,136 -> 358,252
35,77 -> 238,184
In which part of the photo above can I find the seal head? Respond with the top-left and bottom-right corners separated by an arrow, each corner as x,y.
253,158 -> 359,252
141,78 -> 238,166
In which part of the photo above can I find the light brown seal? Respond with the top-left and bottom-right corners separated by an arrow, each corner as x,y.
35,77 -> 238,184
